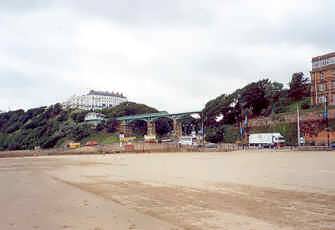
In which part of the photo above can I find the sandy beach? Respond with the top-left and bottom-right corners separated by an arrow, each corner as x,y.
1,150 -> 335,229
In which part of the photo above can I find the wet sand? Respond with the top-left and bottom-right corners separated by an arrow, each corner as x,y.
1,151 -> 335,229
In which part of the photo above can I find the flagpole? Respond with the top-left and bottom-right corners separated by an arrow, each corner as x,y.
297,105 -> 301,146
325,96 -> 330,147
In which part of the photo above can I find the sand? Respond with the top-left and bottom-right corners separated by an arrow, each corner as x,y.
0,150 -> 335,229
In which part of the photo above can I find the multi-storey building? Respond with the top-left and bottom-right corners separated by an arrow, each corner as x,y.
65,90 -> 127,111
311,52 -> 335,105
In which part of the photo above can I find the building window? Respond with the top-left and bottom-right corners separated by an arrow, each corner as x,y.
319,96 -> 326,103
320,72 -> 325,81
318,84 -> 325,92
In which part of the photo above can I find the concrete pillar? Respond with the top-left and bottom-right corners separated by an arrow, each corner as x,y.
147,120 -> 156,137
173,118 -> 182,139
118,121 -> 132,137
117,121 -> 126,134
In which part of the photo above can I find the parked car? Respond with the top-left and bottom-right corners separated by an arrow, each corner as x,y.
160,138 -> 174,143
205,143 -> 218,148
178,136 -> 199,146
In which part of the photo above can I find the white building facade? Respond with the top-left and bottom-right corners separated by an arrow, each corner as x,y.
84,112 -> 106,126
65,90 -> 127,111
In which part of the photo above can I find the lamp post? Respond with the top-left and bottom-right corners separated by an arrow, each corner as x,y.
190,112 -> 205,146
190,112 -> 223,146
324,96 -> 330,147
297,104 -> 301,147
201,111 -> 205,146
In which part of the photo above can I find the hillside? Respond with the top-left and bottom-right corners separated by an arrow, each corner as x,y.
203,73 -> 312,144
0,102 -> 158,151
0,72 -> 317,149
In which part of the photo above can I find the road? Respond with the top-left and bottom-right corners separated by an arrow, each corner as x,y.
0,151 -> 335,229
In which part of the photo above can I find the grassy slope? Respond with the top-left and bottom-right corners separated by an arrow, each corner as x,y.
80,132 -> 119,145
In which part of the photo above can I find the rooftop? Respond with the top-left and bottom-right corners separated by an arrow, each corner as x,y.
312,52 -> 335,61
87,90 -> 127,98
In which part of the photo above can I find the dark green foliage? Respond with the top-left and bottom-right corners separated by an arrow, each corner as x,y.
23,115 -> 47,129
206,126 -> 225,143
301,99 -> 311,110
57,111 -> 68,122
0,109 -> 24,133
180,116 -> 201,136
70,124 -> 91,141
204,79 -> 284,127
289,72 -> 310,101
0,104 -> 90,150
272,90 -> 290,113
222,125 -> 240,143
204,75 -> 311,143
95,122 -> 105,132
155,118 -> 173,137
105,119 -> 120,133
102,102 -> 158,118
5,123 -> 21,134
42,103 -> 62,119
129,120 -> 147,136
71,110 -> 88,123
0,100 -> 159,151
239,80 -> 270,116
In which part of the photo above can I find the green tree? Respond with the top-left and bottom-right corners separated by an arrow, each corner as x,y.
239,79 -> 271,116
155,118 -> 173,137
289,72 -> 310,101
71,110 -> 88,123
71,124 -> 91,141
101,102 -> 158,118
105,119 -> 120,133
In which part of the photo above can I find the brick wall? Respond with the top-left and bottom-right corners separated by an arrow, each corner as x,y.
248,108 -> 334,127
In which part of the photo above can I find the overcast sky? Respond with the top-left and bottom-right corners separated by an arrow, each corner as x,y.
0,0 -> 334,113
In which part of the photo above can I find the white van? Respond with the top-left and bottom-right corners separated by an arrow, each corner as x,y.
249,133 -> 285,148
178,136 -> 198,146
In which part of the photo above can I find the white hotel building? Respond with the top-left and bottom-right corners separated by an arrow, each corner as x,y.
64,90 -> 127,111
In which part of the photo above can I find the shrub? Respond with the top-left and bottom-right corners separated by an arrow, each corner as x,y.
301,101 -> 311,110
71,124 -> 91,141
71,111 -> 88,123
106,119 -> 119,133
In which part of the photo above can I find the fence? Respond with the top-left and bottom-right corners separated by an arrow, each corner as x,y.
0,143 -> 240,158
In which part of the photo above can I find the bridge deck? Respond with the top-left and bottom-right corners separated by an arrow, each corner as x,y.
116,111 -> 201,122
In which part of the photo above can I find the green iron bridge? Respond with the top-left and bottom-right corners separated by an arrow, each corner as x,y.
116,111 -> 201,137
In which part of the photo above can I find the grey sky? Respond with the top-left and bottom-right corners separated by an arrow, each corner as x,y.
0,0 -> 334,113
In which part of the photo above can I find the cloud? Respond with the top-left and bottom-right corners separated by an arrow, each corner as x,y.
0,0 -> 334,112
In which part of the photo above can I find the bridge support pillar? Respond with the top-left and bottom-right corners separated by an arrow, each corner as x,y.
118,121 -> 133,137
173,119 -> 182,139
147,120 -> 156,137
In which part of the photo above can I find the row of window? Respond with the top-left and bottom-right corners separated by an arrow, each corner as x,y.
316,81 -> 335,92
311,70 -> 335,82
71,98 -> 126,105
73,98 -> 125,103
317,95 -> 335,104
73,103 -> 113,108
313,56 -> 335,69
73,101 -> 123,105
71,95 -> 126,103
